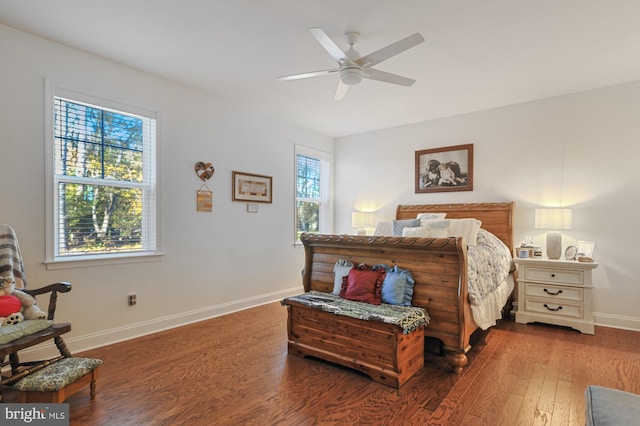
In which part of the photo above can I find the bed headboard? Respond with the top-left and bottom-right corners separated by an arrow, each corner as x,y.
395,202 -> 514,252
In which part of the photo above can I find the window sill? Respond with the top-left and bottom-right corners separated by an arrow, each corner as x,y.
44,252 -> 165,270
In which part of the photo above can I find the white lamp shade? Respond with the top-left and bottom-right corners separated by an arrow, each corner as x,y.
534,208 -> 573,230
351,211 -> 374,228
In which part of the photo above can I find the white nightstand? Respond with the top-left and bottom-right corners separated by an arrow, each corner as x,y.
514,257 -> 598,334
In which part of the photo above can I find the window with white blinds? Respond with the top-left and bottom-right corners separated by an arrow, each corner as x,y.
295,145 -> 332,243
50,94 -> 157,259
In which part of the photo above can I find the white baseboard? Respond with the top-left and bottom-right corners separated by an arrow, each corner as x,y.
593,312 -> 640,332
19,287 -> 301,362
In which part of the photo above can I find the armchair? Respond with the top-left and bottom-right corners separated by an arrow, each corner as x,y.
0,225 -> 72,402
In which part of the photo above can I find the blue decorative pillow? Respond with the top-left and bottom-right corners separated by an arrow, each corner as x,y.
392,219 -> 420,236
380,265 -> 416,306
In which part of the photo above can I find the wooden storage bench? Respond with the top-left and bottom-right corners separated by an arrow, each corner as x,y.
283,292 -> 427,388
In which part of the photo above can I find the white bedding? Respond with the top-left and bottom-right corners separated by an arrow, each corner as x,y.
470,274 -> 514,330
373,222 -> 513,329
373,221 -> 393,237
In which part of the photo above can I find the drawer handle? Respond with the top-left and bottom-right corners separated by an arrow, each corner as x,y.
550,273 -> 556,278
544,304 -> 563,312
544,288 -> 563,296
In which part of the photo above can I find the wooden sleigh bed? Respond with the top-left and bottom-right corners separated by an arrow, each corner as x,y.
285,202 -> 514,380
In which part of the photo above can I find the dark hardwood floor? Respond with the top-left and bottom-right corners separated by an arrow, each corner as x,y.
4,302 -> 638,425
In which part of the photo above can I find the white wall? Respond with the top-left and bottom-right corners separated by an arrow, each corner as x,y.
335,82 -> 640,331
0,24 -> 332,356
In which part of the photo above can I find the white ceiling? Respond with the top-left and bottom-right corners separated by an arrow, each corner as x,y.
2,0 -> 640,138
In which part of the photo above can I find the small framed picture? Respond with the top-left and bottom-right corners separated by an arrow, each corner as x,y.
576,241 -> 596,258
232,171 -> 272,203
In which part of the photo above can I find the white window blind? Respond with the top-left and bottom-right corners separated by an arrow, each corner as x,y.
295,145 -> 332,243
51,95 -> 157,259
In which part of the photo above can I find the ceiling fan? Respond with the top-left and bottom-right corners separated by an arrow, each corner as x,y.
277,28 -> 425,101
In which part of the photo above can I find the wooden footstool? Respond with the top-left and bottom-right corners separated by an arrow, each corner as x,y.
13,357 -> 102,403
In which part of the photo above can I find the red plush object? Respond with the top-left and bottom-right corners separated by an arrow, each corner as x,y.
0,294 -> 22,317
340,267 -> 386,305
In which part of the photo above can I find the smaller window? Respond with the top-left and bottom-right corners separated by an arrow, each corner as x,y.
295,145 -> 332,243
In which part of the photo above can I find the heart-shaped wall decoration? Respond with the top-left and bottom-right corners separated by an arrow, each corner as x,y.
195,162 -> 215,181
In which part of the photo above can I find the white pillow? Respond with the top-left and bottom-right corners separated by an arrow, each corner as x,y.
447,218 -> 482,245
333,259 -> 354,295
419,218 -> 450,229
416,212 -> 447,220
402,226 -> 430,237
402,225 -> 449,238
373,221 -> 393,236
428,227 -> 448,238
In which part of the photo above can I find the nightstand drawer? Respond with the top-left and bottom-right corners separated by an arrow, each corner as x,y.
524,298 -> 583,319
524,282 -> 583,302
524,267 -> 584,285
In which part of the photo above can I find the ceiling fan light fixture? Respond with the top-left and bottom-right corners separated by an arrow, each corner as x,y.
279,28 -> 424,99
340,67 -> 363,85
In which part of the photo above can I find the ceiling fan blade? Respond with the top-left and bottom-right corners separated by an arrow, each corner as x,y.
277,69 -> 339,81
364,69 -> 416,87
309,28 -> 348,63
333,81 -> 349,101
357,33 -> 424,68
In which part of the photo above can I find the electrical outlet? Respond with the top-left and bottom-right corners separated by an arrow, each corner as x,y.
128,293 -> 137,306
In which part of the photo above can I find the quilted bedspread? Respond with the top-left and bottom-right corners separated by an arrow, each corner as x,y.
283,291 -> 429,334
467,229 -> 513,306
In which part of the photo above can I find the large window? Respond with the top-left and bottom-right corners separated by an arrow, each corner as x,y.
48,88 -> 157,262
295,145 -> 332,243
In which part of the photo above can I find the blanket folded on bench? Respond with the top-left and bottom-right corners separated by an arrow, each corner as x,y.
282,291 -> 429,334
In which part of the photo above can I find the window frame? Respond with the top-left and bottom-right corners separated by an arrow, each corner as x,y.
294,145 -> 333,245
45,81 -> 162,269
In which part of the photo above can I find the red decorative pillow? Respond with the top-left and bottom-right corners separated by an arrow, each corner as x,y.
0,294 -> 22,317
339,267 -> 386,305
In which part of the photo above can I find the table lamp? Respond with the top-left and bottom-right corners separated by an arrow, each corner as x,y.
534,208 -> 572,259
351,211 -> 374,236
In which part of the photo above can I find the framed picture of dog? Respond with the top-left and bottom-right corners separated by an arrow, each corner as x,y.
415,144 -> 473,193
